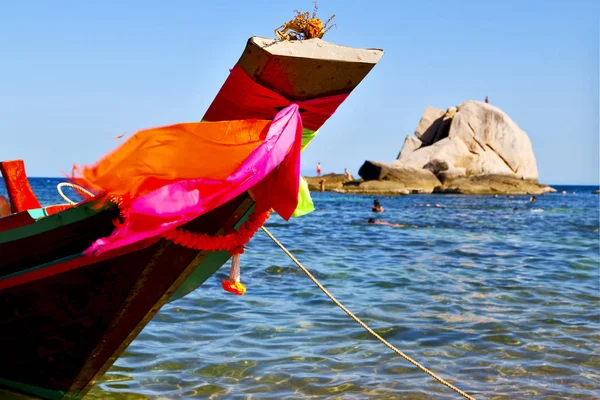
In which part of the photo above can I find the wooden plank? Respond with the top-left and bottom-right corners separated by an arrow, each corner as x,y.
238,36 -> 383,100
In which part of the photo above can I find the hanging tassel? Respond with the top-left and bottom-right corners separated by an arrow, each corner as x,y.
222,250 -> 246,295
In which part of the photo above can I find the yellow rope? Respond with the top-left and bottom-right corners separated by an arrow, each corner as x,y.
56,182 -> 94,205
260,226 -> 477,400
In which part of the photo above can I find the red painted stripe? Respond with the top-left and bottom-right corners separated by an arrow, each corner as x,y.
0,237 -> 160,290
0,211 -> 36,233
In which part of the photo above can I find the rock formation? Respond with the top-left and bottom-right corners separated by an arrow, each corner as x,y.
352,101 -> 554,195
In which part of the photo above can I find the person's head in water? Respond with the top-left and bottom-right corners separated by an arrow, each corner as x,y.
372,199 -> 384,213
368,218 -> 375,224
529,196 -> 537,202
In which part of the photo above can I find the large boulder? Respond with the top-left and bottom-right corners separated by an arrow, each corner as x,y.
437,175 -> 555,195
358,100 -> 552,194
340,180 -> 412,195
447,101 -> 538,179
358,161 -> 441,193
358,161 -> 440,193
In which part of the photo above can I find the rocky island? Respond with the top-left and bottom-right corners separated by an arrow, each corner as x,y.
306,100 -> 555,195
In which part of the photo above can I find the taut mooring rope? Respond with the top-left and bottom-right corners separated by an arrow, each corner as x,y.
260,226 -> 477,400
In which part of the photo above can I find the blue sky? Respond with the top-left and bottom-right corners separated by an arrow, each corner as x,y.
0,0 -> 598,184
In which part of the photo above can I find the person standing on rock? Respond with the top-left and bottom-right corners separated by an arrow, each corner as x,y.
317,162 -> 322,176
485,96 -> 489,104
344,168 -> 354,181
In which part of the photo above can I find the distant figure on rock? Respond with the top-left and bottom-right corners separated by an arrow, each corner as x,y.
319,179 -> 325,192
372,199 -> 384,213
0,195 -> 10,217
344,168 -> 354,181
485,96 -> 489,104
368,218 -> 404,227
316,162 -> 322,176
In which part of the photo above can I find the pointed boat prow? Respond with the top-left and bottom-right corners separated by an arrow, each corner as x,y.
236,36 -> 384,100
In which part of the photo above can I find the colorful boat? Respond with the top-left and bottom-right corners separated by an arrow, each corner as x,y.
0,36 -> 383,399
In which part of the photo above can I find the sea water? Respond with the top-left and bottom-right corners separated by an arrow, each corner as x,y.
5,179 -> 600,399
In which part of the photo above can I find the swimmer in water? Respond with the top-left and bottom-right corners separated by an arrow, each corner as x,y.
368,218 -> 405,227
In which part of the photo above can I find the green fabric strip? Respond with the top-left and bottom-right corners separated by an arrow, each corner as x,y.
293,127 -> 317,217
301,127 -> 318,151
293,176 -> 314,218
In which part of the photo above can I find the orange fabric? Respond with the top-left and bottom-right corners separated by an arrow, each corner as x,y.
73,119 -> 272,200
0,160 -> 42,213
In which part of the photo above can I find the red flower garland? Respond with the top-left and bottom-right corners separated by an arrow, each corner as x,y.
162,209 -> 271,296
108,194 -> 269,295
161,210 -> 270,255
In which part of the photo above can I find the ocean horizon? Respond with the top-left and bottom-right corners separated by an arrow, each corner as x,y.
12,177 -> 600,190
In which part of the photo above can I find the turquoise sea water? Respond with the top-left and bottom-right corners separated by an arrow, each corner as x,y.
5,180 -> 600,399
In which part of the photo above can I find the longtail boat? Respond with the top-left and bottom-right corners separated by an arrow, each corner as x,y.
0,36 -> 383,399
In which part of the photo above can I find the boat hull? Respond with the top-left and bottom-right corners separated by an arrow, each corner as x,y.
0,37 -> 383,399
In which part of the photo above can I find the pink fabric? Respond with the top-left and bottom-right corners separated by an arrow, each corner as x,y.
86,104 -> 302,255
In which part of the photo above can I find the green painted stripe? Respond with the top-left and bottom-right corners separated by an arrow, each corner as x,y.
168,250 -> 233,303
0,377 -> 65,400
0,201 -> 112,245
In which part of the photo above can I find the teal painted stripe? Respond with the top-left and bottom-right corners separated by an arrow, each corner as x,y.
0,377 -> 65,400
27,208 -> 46,220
